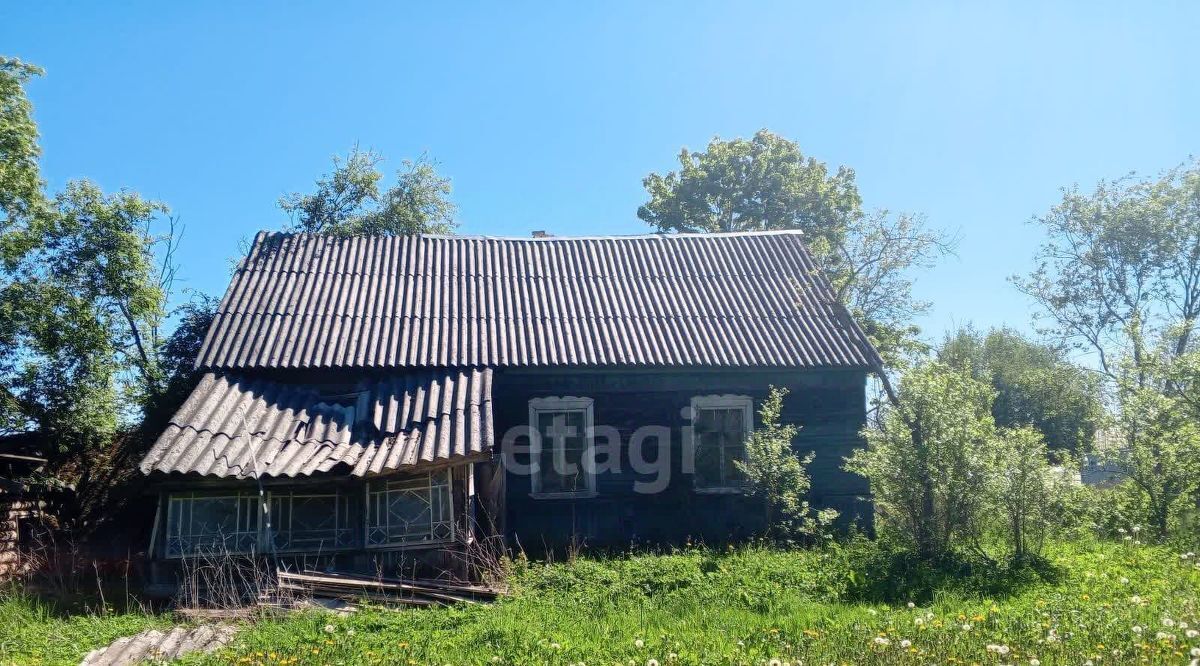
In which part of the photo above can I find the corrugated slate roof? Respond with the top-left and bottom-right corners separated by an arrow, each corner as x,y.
139,367 -> 492,478
195,231 -> 880,370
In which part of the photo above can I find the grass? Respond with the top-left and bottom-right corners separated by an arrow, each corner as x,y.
0,590 -> 170,665
186,538 -> 1199,666
3,538 -> 1199,665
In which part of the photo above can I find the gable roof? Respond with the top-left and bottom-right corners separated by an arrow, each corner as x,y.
195,231 -> 880,371
139,367 -> 492,479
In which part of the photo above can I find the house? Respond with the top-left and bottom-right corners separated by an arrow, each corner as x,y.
0,433 -> 49,578
137,230 -> 881,584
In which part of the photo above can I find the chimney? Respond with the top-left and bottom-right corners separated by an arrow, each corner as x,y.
531,230 -> 551,238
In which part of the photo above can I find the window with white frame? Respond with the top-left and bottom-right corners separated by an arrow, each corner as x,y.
689,395 -> 753,490
365,470 -> 453,547
529,396 -> 596,497
268,490 -> 355,552
165,492 -> 260,557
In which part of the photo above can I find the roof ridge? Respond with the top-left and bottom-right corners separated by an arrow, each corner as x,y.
252,229 -> 807,243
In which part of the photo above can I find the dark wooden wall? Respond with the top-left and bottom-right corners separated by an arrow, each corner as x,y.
492,368 -> 871,551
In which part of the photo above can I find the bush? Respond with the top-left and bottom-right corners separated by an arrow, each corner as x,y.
736,387 -> 837,542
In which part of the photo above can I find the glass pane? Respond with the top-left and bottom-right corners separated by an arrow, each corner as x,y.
366,472 -> 452,546
694,428 -> 722,487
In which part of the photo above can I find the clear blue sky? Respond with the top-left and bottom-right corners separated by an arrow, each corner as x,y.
3,2 -> 1198,343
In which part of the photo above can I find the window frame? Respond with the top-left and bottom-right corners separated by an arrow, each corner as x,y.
363,469 -> 456,550
267,489 -> 357,554
163,491 -> 261,559
528,396 -> 598,499
688,394 -> 754,493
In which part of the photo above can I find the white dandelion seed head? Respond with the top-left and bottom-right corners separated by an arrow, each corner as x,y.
1131,525 -> 1141,533
873,636 -> 890,646
668,654 -> 678,662
323,624 -> 335,634
1130,596 -> 1143,604
491,657 -> 502,664
1178,621 -> 1188,629
550,643 -> 562,650
635,639 -> 645,649
906,602 -> 915,608
867,608 -> 878,615
647,660 -> 659,666
1163,618 -> 1176,627
1030,659 -> 1040,666
1155,631 -> 1169,640
998,645 -> 1010,655
1132,625 -> 1143,634
1191,648 -> 1200,658
962,624 -> 972,631
899,639 -> 912,649
1186,628 -> 1199,638
914,618 -> 924,626
769,660 -> 782,666
1120,577 -> 1130,584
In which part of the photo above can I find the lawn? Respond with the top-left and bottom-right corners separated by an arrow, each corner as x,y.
3,539 -> 1199,665
0,591 -> 170,666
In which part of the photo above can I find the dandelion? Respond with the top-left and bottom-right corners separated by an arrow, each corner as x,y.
1154,631 -> 1169,640
899,640 -> 912,649
1191,648 -> 1200,658
668,654 -> 678,662
1132,626 -> 1143,634
1131,525 -> 1141,533
873,637 -> 890,647
1186,629 -> 1199,638
323,624 -> 335,634
1120,577 -> 1130,584
906,602 -> 915,608
550,643 -> 562,650
962,624 -> 972,631
868,609 -> 878,616
490,658 -> 502,663
1164,618 -> 1176,627
914,618 -> 925,626
1030,660 -> 1040,666
647,660 -> 659,666
1130,596 -> 1143,605
769,660 -> 782,666
635,639 -> 645,648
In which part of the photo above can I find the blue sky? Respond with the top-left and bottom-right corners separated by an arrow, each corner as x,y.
3,2 -> 1198,343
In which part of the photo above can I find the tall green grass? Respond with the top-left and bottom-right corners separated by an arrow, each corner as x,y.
182,538 -> 1200,666
0,589 -> 168,665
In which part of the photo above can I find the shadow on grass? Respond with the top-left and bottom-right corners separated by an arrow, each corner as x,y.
838,544 -> 1066,605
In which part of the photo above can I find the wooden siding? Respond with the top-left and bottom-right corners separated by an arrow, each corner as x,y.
493,368 -> 870,549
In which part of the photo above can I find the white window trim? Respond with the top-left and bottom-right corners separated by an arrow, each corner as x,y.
689,394 -> 754,493
528,396 -> 598,499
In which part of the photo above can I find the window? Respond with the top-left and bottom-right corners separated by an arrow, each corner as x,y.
268,491 -> 355,552
689,395 -> 753,491
529,397 -> 596,498
365,470 -> 454,547
165,492 -> 259,557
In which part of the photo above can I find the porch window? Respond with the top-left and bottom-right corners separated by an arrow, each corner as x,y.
164,492 -> 260,557
689,395 -> 753,491
365,470 -> 454,547
529,397 -> 596,498
268,490 -> 355,552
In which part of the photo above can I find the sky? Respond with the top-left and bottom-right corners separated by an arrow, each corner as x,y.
3,1 -> 1198,344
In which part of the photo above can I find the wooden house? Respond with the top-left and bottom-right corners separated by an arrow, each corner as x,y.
138,230 -> 880,584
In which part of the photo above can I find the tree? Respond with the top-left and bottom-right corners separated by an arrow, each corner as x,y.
279,147 -> 457,236
735,387 -> 837,541
938,327 -> 1102,453
2,181 -> 175,447
1014,161 -> 1200,538
639,130 -> 952,364
1113,351 -> 1200,538
845,362 -> 996,558
1014,161 -> 1200,381
0,57 -> 44,227
987,426 -> 1075,561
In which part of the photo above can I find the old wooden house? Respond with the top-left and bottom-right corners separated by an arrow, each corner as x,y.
138,230 -> 880,582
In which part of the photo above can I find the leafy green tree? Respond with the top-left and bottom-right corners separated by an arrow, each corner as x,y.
1015,161 -> 1200,539
1113,351 -> 1200,538
986,426 -> 1075,561
639,130 -> 951,365
736,387 -> 837,542
0,57 -> 44,227
846,362 -> 996,558
939,327 -> 1102,453
280,147 -> 457,236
